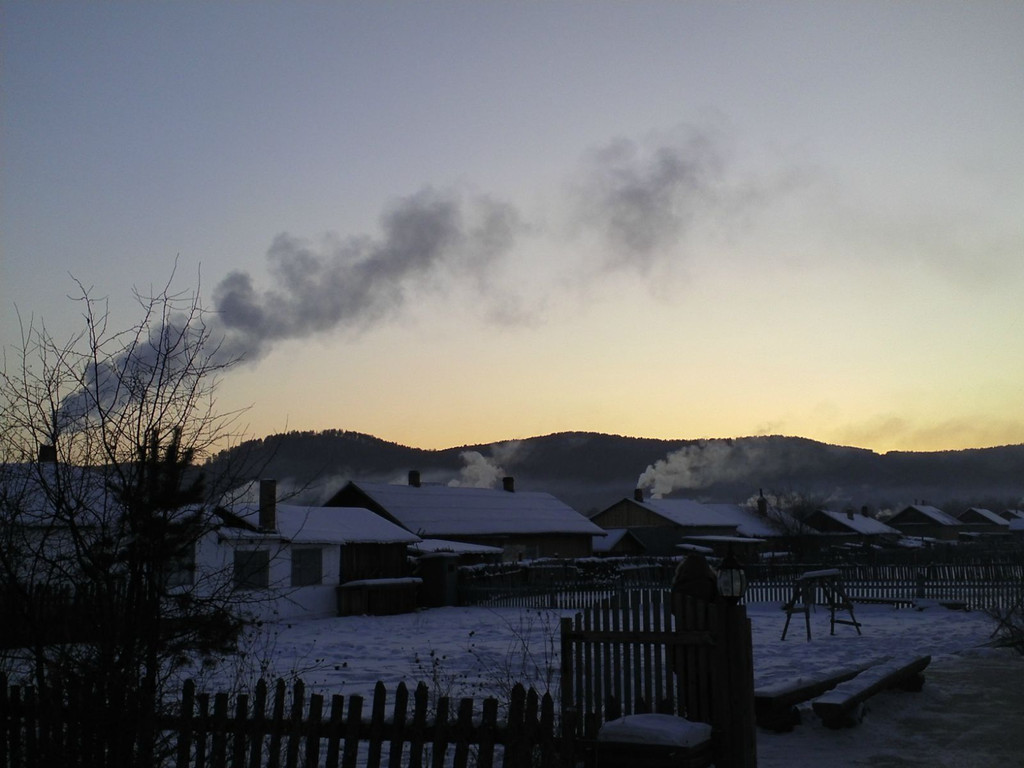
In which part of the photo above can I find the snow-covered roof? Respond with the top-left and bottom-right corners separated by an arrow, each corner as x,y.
896,504 -> 960,526
593,528 -> 639,553
813,509 -> 901,536
960,507 -> 1010,526
339,481 -> 604,538
638,499 -> 784,538
409,538 -> 503,555
1009,517 -> 1024,533
228,503 -> 420,545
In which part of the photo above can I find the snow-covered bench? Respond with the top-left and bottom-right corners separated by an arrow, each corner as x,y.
754,656 -> 891,731
812,655 -> 931,728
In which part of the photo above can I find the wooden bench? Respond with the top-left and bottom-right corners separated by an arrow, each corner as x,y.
753,656 -> 891,731
811,655 -> 931,728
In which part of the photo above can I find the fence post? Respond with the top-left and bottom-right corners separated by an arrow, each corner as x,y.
714,601 -> 757,768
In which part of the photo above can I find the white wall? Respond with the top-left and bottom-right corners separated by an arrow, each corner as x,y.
193,532 -> 342,621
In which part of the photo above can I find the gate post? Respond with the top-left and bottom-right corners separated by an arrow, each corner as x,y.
713,601 -> 757,768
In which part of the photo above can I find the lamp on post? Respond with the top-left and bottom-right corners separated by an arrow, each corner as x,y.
716,552 -> 748,604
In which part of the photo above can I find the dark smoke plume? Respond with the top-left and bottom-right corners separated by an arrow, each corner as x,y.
571,126 -> 727,271
213,188 -> 522,362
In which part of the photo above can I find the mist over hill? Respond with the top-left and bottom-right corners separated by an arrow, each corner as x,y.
206,430 -> 1024,515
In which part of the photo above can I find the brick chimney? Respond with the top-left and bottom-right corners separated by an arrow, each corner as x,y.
408,470 -> 421,488
847,509 -> 855,520
259,479 -> 277,531
757,489 -> 768,516
634,488 -> 644,502
502,476 -> 515,493
37,444 -> 57,464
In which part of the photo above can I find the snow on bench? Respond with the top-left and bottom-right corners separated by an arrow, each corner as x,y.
597,714 -> 713,768
754,656 -> 892,731
811,655 -> 931,729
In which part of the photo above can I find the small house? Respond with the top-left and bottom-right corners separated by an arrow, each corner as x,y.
214,480 -> 421,619
887,504 -> 961,541
325,472 -> 604,561
955,507 -> 1011,538
803,509 -> 900,545
589,490 -> 785,558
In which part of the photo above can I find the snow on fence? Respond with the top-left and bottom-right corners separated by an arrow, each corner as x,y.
1,674 -> 569,768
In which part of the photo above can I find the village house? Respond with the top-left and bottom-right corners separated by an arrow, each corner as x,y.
213,480 -> 422,619
589,490 -> 786,559
887,504 -> 961,541
954,507 -> 1012,538
803,508 -> 901,546
324,471 -> 605,561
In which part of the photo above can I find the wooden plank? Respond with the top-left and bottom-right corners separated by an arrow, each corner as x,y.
452,697 -> 474,768
325,693 -> 345,768
284,680 -> 303,768
305,693 -> 324,768
430,696 -> 450,768
231,693 -> 248,768
387,682 -> 408,768
210,692 -> 229,768
266,680 -> 286,768
247,680 -> 268,768
195,692 -> 210,768
407,683 -> 428,768
341,694 -> 363,768
367,681 -> 386,768
477,696 -> 498,768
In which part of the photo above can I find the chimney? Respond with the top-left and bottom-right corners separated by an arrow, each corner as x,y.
634,488 -> 644,502
502,476 -> 515,493
37,444 -> 57,464
757,489 -> 768,516
408,470 -> 421,488
259,479 -> 277,532
847,509 -> 855,520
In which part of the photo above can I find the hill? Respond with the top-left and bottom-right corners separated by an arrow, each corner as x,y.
205,430 -> 1024,515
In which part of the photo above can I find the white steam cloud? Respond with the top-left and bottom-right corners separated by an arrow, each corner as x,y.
447,441 -> 524,489
638,440 -> 780,498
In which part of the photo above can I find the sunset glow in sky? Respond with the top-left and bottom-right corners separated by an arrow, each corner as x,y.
3,2 -> 1023,453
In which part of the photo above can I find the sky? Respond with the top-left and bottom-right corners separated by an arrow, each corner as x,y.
2,1 -> 1023,455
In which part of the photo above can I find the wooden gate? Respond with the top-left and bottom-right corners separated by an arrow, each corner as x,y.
559,589 -> 756,768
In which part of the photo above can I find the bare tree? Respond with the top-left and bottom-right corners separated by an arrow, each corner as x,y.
1,275 -> 253,766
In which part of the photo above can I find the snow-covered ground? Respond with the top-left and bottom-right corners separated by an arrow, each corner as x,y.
207,601 -> 1024,767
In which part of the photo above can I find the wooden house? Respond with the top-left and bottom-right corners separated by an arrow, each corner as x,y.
589,490 -> 785,558
954,507 -> 1011,540
887,504 -> 961,541
324,472 -> 604,561
803,509 -> 900,545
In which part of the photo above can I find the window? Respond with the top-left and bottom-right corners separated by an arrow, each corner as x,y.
233,549 -> 269,589
291,548 -> 323,587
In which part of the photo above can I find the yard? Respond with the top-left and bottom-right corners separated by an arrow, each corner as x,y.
192,601 -> 1024,767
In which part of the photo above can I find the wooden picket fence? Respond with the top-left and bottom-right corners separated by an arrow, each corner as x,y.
1,675 -> 570,768
461,561 -> 1024,611
744,562 -> 1024,609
